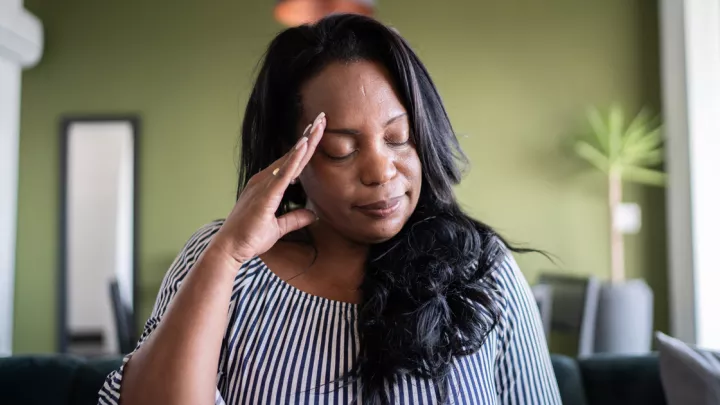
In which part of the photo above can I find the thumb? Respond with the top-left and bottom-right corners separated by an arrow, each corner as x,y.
276,209 -> 318,237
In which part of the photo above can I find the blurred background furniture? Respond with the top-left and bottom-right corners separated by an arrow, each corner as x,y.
531,283 -> 553,339
109,280 -> 136,355
534,274 -> 601,357
0,353 -> 667,405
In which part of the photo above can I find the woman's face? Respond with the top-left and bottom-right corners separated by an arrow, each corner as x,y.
298,60 -> 422,244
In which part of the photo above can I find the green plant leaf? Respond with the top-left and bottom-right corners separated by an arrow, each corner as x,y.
573,105 -> 666,186
622,108 -> 653,147
625,148 -> 664,167
586,106 -> 609,153
625,127 -> 662,155
574,141 -> 610,173
608,104 -> 624,160
622,165 -> 667,186
621,141 -> 662,164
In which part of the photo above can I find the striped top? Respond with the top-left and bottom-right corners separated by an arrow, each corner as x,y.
99,220 -> 561,404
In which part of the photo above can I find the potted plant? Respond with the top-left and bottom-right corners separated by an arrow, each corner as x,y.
574,104 -> 665,354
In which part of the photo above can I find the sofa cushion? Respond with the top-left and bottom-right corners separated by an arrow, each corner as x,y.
0,355 -> 83,405
0,355 -> 122,405
579,353 -> 667,405
551,354 -> 588,405
656,332 -> 720,405
70,358 -> 123,405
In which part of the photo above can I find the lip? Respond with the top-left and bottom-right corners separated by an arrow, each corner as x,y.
354,196 -> 403,218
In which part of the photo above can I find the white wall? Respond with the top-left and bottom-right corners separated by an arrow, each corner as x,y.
66,122 -> 134,354
0,0 -> 42,356
660,0 -> 720,350
114,131 -> 134,310
0,54 -> 22,357
683,0 -> 720,350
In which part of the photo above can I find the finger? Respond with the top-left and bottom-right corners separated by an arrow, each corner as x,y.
291,112 -> 327,180
267,136 -> 309,192
292,114 -> 325,179
277,209 -> 318,237
256,111 -> 324,184
256,130 -> 309,181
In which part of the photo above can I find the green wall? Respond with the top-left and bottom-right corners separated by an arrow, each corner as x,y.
14,0 -> 666,353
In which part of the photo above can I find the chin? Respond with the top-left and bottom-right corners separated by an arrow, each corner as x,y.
359,232 -> 399,244
352,219 -> 408,244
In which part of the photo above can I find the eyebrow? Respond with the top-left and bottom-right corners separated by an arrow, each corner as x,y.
324,112 -> 408,137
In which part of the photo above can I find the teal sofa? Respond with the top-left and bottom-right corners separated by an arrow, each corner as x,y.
0,354 -> 666,404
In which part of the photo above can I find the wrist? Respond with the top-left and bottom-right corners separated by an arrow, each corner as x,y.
202,240 -> 251,275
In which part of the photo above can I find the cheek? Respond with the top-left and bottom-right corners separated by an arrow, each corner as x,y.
400,149 -> 423,186
300,160 -> 354,202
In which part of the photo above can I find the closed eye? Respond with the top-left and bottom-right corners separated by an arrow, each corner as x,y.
323,150 -> 356,161
388,139 -> 409,147
385,127 -> 410,147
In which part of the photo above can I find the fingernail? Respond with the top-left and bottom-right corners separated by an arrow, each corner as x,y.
310,112 -> 325,134
294,136 -> 308,150
301,123 -> 312,137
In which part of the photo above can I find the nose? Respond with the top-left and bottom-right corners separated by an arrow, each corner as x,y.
360,146 -> 397,187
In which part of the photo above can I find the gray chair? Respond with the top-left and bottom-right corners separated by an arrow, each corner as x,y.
109,280 -> 136,354
531,283 -> 553,340
535,274 -> 601,358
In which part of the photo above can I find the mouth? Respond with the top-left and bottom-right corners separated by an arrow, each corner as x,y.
354,196 -> 404,218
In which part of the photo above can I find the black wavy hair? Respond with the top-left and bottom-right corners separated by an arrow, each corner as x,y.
238,14 -> 520,405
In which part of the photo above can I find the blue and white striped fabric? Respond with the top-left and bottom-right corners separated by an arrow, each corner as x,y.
99,221 -> 561,404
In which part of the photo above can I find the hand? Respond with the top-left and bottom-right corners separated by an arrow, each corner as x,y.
211,112 -> 327,265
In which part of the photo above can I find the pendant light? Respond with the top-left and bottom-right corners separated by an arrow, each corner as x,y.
274,0 -> 375,27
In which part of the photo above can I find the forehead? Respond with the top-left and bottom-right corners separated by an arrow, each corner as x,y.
299,60 -> 406,124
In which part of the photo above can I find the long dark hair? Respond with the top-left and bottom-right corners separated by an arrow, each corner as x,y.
239,14 -> 517,404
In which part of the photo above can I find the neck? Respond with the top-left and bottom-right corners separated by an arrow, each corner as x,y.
305,219 -> 367,291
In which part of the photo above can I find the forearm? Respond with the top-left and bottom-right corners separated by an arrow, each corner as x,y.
120,246 -> 241,405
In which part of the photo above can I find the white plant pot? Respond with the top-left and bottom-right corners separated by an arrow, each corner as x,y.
594,279 -> 654,354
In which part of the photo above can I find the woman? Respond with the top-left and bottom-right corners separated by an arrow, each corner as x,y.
100,14 -> 560,405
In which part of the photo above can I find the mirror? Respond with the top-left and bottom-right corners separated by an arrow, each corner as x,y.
58,117 -> 139,356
